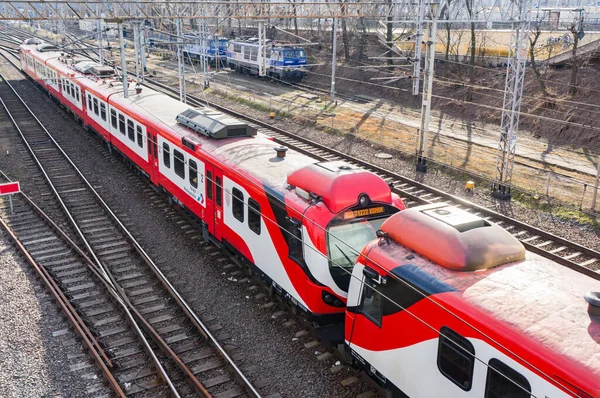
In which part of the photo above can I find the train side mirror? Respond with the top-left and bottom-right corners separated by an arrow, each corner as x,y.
376,229 -> 389,245
363,266 -> 379,281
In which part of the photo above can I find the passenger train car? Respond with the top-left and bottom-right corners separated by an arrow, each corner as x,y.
19,40 -> 600,397
19,41 -> 404,323
345,203 -> 600,397
227,38 -> 307,81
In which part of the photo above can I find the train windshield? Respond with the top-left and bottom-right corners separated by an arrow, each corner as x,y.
327,217 -> 387,270
219,39 -> 228,48
284,50 -> 306,58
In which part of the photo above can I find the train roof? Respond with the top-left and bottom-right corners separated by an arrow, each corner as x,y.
229,38 -> 304,49
21,43 -> 390,209
367,204 -> 600,384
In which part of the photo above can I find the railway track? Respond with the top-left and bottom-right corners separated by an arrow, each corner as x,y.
5,28 -> 598,279
0,66 -> 262,397
141,78 -> 600,280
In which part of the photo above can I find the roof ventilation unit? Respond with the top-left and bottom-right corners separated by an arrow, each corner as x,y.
36,43 -> 59,52
380,203 -> 526,272
24,38 -> 44,45
176,108 -> 257,139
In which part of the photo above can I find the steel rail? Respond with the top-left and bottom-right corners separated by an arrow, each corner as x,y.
0,54 -> 261,398
142,78 -> 600,281
0,215 -> 127,398
0,71 -> 180,396
12,29 -> 596,280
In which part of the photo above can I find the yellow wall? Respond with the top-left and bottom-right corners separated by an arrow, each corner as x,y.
393,30 -> 600,60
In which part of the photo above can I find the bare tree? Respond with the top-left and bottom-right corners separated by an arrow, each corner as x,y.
386,0 -> 394,65
529,22 -> 549,97
357,16 -> 368,61
287,0 -> 299,39
340,0 -> 350,61
442,0 -> 452,61
568,22 -> 582,97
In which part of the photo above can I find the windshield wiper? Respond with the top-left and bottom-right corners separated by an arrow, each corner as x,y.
335,243 -> 355,267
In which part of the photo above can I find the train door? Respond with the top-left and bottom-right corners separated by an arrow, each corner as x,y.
203,163 -> 215,236
147,130 -> 158,184
347,266 -> 385,361
213,166 -> 224,241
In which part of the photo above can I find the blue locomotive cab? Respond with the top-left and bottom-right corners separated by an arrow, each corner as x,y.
272,47 -> 307,81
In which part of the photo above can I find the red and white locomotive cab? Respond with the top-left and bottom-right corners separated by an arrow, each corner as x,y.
345,203 -> 600,397
285,162 -> 405,310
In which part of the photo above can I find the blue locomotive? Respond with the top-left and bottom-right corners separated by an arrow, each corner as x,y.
227,38 -> 307,82
183,34 -> 228,65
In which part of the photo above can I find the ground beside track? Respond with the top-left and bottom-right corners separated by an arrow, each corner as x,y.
0,231 -> 109,398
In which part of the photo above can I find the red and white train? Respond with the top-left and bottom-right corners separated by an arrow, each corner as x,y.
19,40 -> 600,397
19,40 -> 406,323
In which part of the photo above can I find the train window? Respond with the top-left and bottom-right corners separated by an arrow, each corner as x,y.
174,149 -> 185,178
100,103 -> 106,121
136,125 -> 143,148
111,109 -> 117,129
93,98 -> 99,116
234,44 -> 241,53
188,159 -> 198,188
438,327 -> 475,391
127,119 -> 135,142
75,86 -> 80,102
215,176 -> 222,207
206,171 -> 213,200
119,114 -> 125,135
287,219 -> 304,265
232,188 -> 244,222
147,132 -> 152,156
248,198 -> 261,235
485,359 -> 531,398
360,279 -> 382,326
163,143 -> 171,168
87,94 -> 92,110
153,136 -> 158,158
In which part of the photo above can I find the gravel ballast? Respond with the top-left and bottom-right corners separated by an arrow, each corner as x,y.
0,230 -> 108,398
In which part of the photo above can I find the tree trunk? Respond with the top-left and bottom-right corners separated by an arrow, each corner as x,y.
358,17 -> 367,61
529,27 -> 549,97
290,0 -> 299,41
445,23 -> 451,61
340,0 -> 350,61
569,24 -> 580,97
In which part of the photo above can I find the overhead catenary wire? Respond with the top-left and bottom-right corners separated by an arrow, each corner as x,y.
8,25 -> 584,398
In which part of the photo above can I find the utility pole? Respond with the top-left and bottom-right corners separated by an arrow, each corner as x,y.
140,24 -> 146,81
412,0 -> 426,95
97,19 -> 104,66
491,0 -> 532,200
118,22 -> 129,98
201,16 -> 209,88
592,156 -> 600,212
257,20 -> 267,77
415,4 -> 438,173
176,18 -> 186,103
96,3 -> 103,66
133,22 -> 140,81
331,17 -> 338,102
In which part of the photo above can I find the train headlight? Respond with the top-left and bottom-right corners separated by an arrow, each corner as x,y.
322,291 -> 345,307
359,194 -> 370,207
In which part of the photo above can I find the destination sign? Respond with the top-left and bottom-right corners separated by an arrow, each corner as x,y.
343,206 -> 385,220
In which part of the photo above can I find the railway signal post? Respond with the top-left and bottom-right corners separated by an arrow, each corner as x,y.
0,182 -> 20,214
